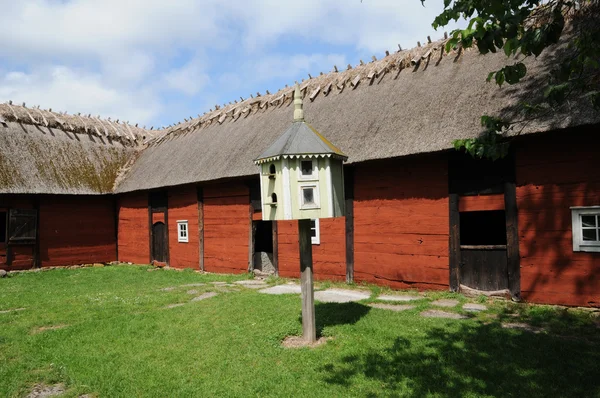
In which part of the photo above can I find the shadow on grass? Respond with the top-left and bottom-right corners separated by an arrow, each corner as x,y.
297,302 -> 371,337
320,321 -> 600,397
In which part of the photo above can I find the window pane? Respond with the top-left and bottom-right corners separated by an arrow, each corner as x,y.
581,215 -> 597,228
582,228 -> 597,241
301,161 -> 313,176
311,229 -> 316,237
310,220 -> 316,229
303,188 -> 315,204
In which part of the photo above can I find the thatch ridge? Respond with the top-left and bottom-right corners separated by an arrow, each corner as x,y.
0,102 -> 163,147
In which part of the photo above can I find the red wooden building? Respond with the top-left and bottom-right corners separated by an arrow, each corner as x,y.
1,32 -> 598,307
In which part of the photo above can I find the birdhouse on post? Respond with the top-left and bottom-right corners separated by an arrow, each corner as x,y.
254,84 -> 347,343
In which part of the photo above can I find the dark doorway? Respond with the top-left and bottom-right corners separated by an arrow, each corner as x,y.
0,211 -> 6,243
252,220 -> 276,274
459,210 -> 509,291
152,222 -> 167,263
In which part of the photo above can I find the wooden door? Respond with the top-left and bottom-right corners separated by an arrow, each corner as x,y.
459,248 -> 508,291
152,222 -> 167,263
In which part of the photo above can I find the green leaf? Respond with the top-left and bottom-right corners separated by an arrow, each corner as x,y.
495,70 -> 505,86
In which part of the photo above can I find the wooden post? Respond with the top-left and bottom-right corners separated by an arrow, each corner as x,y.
248,204 -> 255,272
344,167 -> 354,283
197,186 -> 204,271
272,221 -> 279,276
449,193 -> 460,292
148,193 -> 153,264
298,218 -> 316,343
504,181 -> 521,300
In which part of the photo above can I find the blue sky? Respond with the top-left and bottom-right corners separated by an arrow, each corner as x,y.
0,0 -> 464,128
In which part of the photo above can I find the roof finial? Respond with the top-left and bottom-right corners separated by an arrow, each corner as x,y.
293,84 -> 304,122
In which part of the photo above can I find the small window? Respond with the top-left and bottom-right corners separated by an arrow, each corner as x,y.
269,164 -> 276,175
571,207 -> 600,252
177,220 -> 189,243
299,184 -> 320,209
298,159 -> 317,180
310,219 -> 320,245
8,209 -> 37,244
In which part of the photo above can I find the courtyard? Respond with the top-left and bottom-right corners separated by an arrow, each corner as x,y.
1,265 -> 599,397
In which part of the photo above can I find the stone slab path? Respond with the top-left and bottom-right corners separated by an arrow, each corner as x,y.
0,307 -> 26,314
431,299 -> 460,308
463,303 -> 488,312
421,310 -> 468,319
314,289 -> 371,303
259,284 -> 302,295
191,292 -> 219,302
370,303 -> 415,312
377,294 -> 421,302
234,280 -> 268,289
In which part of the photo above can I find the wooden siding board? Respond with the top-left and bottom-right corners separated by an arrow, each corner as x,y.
118,192 -> 150,264
168,185 -> 199,269
516,129 -> 600,307
353,155 -> 450,290
203,183 -> 249,273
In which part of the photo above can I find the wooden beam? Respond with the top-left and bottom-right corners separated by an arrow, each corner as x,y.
33,197 -> 41,268
148,193 -> 153,264
248,203 -> 255,272
164,194 -> 170,267
272,221 -> 279,276
344,167 -> 355,284
197,186 -> 204,271
113,195 -> 119,263
449,193 -> 460,291
298,218 -> 316,343
504,181 -> 521,300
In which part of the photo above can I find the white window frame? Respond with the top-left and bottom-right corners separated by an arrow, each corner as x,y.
299,183 -> 320,210
177,220 -> 189,243
298,158 -> 318,181
571,206 -> 600,252
311,219 -> 320,245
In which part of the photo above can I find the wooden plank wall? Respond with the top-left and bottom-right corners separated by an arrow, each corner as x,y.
118,192 -> 150,264
277,217 -> 347,281
203,182 -> 249,274
167,185 -> 199,269
516,128 -> 600,307
353,154 -> 450,290
39,196 -> 116,267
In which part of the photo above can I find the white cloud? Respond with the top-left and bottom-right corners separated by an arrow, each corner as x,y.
0,66 -> 160,124
0,0 -> 465,125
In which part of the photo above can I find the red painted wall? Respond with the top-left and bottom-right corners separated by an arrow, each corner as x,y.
167,185 -> 199,269
118,192 -> 150,264
39,196 -> 116,267
277,217 -> 347,281
516,128 -> 600,307
203,183 -> 249,274
353,155 -> 450,290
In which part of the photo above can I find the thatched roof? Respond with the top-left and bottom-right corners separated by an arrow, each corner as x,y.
0,103 -> 158,194
115,29 -> 599,193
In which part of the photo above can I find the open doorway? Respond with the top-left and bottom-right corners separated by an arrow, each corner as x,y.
252,220 -> 276,274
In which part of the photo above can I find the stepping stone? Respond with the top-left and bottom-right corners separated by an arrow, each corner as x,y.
160,287 -> 176,292
186,289 -> 199,295
165,303 -> 186,309
191,292 -> 218,302
377,294 -> 421,302
234,280 -> 268,289
463,303 -> 488,312
27,383 -> 65,398
421,310 -> 467,319
0,308 -> 26,314
210,282 -> 228,285
258,284 -> 301,295
314,288 -> 370,303
369,303 -> 415,312
501,322 -> 544,334
235,280 -> 267,285
431,299 -> 460,308
181,283 -> 206,287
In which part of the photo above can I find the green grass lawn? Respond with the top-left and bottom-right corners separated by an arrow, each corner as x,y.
1,265 -> 599,397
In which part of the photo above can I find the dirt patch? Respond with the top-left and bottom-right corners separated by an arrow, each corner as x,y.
31,324 -> 69,334
27,383 -> 65,397
282,335 -> 332,348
